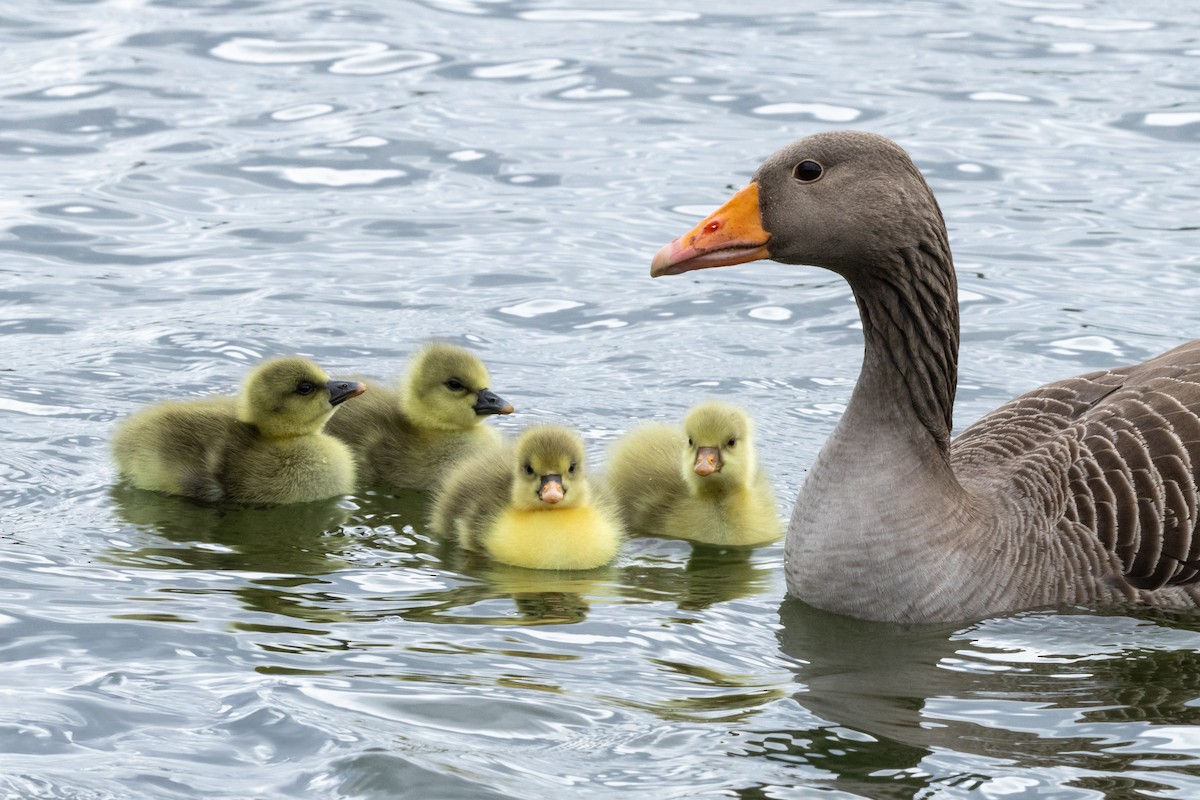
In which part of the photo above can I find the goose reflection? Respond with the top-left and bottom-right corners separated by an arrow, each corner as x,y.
771,598 -> 1200,798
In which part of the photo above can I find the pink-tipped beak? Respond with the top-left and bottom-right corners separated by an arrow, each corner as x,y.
539,480 -> 564,505
651,183 -> 772,277
694,446 -> 723,477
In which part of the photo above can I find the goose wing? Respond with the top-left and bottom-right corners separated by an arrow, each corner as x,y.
953,340 -> 1200,590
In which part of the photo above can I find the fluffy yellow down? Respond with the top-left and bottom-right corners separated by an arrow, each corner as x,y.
484,505 -> 621,571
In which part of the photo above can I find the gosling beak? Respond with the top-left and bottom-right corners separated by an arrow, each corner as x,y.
650,182 -> 771,277
327,380 -> 366,406
693,446 -> 723,477
538,474 -> 564,505
474,388 -> 515,416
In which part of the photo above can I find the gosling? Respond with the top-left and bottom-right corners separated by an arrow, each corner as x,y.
605,401 -> 782,546
111,357 -> 364,505
430,425 -> 623,570
325,342 -> 513,491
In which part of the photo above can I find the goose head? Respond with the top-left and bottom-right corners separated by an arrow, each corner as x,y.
237,357 -> 365,439
650,131 -> 946,280
681,401 -> 757,491
403,342 -> 514,431
510,426 -> 589,512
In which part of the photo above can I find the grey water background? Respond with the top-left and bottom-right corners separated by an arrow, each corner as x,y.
2,0 -> 1200,797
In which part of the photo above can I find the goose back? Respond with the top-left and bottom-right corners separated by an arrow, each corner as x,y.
953,339 -> 1200,593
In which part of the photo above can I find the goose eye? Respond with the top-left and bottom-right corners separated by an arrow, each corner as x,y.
568,462 -> 577,474
792,160 -> 823,182
523,463 -> 534,476
296,381 -> 316,395
727,437 -> 737,447
445,378 -> 465,392
687,438 -> 694,447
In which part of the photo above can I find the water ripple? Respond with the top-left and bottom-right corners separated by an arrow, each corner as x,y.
4,0 -> 1200,797
210,36 -> 442,75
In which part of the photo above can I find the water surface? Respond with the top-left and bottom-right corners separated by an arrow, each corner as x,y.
3,0 -> 1200,797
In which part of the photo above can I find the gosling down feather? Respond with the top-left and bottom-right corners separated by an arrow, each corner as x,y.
430,425 -> 623,571
651,130 -> 1200,623
112,357 -> 364,505
606,401 -> 782,546
324,342 -> 513,491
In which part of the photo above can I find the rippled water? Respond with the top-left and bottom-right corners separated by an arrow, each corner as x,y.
3,0 -> 1200,797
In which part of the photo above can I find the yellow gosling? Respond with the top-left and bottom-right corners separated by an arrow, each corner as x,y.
430,425 -> 623,570
605,401 -> 782,546
111,357 -> 364,505
325,341 -> 513,490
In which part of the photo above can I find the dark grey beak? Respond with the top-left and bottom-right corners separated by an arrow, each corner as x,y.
474,388 -> 515,416
327,380 -> 366,406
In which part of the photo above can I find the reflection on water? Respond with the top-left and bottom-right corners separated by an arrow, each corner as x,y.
5,0 -> 1200,796
107,484 -> 353,574
106,481 -> 775,630
774,600 -> 1200,798
618,539 -> 775,611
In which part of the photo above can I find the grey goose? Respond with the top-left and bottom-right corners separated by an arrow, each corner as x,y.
651,130 -> 1200,623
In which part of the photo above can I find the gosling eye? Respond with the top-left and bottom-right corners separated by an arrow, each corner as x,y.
445,378 -> 466,392
727,437 -> 737,448
792,160 -> 823,183
568,462 -> 577,474
295,381 -> 316,396
523,463 -> 534,476
687,438 -> 693,447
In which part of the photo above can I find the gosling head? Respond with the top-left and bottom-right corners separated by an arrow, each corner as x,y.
402,342 -> 514,432
236,357 -> 365,439
681,401 -> 756,491
511,426 -> 588,512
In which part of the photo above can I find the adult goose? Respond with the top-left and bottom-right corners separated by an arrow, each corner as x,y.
651,131 -> 1200,623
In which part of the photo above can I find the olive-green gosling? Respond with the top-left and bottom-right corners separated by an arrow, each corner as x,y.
111,357 -> 365,505
605,401 -> 782,546
325,342 -> 513,491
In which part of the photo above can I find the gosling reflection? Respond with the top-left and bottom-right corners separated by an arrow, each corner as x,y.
400,538 -> 777,627
618,538 -> 777,611
108,483 -> 780,629
402,546 -> 613,626
107,483 -> 352,575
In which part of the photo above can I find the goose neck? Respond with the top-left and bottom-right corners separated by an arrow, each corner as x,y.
844,243 -> 960,458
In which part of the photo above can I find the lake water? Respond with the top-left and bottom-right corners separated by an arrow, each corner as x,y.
3,0 -> 1200,797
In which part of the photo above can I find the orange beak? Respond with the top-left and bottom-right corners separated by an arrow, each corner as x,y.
693,446 -> 723,477
650,183 -> 771,277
